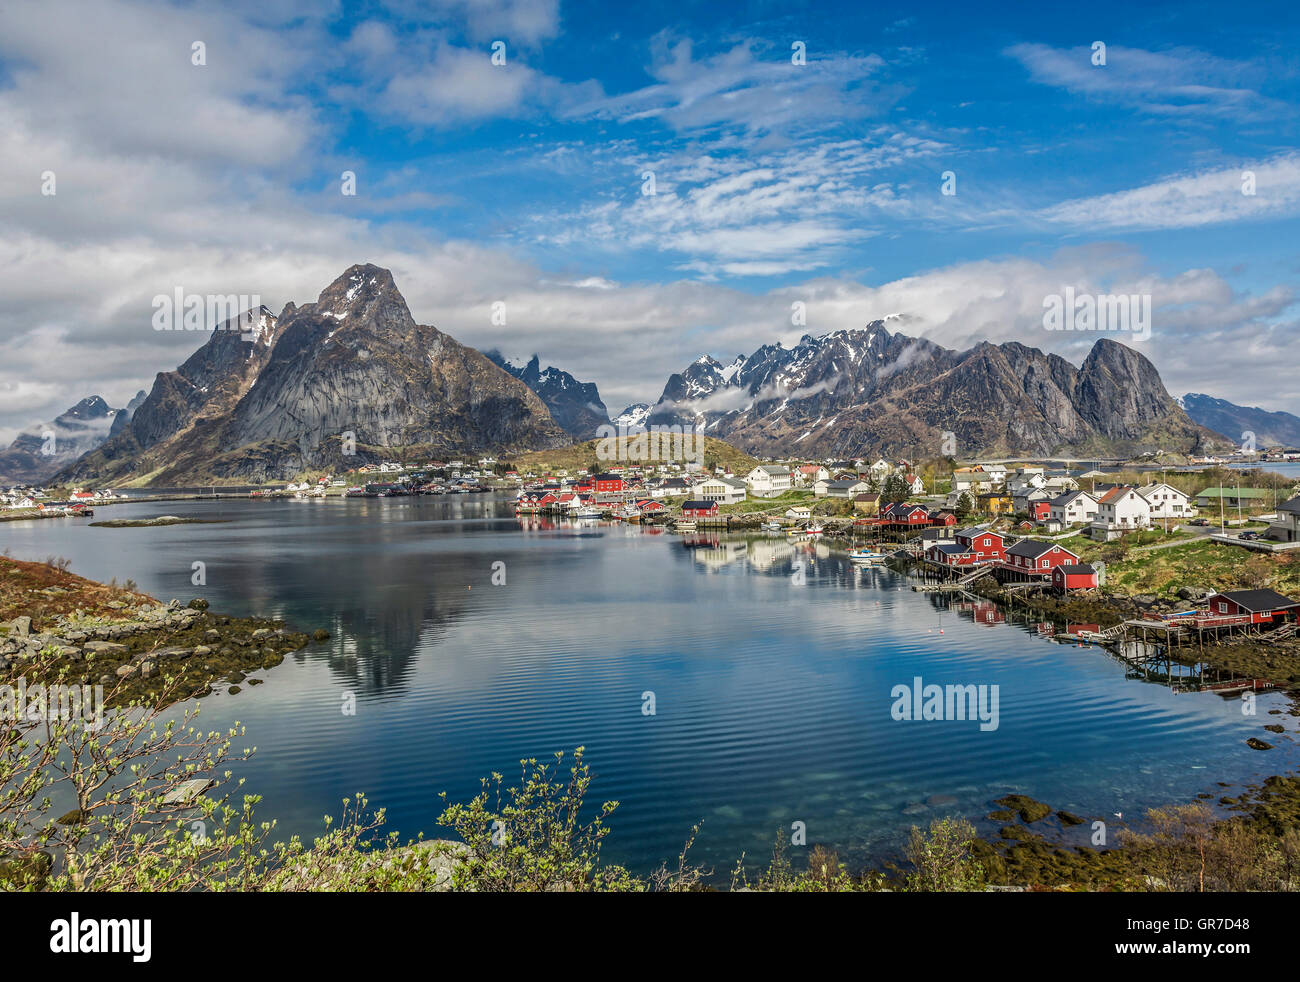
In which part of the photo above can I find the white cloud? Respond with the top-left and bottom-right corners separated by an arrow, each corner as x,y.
526,133 -> 949,276
1005,43 -> 1280,118
1038,153 -> 1300,230
572,32 -> 896,137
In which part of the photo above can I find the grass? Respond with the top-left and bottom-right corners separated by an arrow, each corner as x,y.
0,554 -> 152,629
1092,538 -> 1300,597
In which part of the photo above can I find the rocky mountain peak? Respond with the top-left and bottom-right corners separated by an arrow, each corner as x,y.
60,395 -> 113,420
483,350 -> 610,439
312,263 -> 413,330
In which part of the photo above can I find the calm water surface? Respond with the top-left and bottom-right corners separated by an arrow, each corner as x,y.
4,495 -> 1297,874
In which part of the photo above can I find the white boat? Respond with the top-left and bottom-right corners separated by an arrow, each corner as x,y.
762,521 -> 783,531
676,520 -> 698,532
571,505 -> 602,518
849,548 -> 888,563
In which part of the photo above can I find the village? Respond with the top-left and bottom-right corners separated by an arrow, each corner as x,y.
8,445 -> 1300,652
505,451 -> 1300,662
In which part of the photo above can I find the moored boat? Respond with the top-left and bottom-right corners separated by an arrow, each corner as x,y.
849,548 -> 887,563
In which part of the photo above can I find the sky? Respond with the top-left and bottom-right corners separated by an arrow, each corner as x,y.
0,0 -> 1298,442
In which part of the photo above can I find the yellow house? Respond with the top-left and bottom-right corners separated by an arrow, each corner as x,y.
977,492 -> 1014,515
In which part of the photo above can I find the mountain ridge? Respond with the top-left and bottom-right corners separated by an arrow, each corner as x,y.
0,395 -> 132,484
1180,392 -> 1300,448
58,265 -> 569,486
647,324 -> 1224,459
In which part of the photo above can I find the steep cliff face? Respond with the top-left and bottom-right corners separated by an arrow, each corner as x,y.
58,265 -> 569,485
484,352 -> 611,440
1073,338 -> 1188,441
58,307 -> 279,485
0,395 -> 130,484
648,328 -> 1222,459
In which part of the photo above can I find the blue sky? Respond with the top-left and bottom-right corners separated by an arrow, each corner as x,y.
0,0 -> 1298,439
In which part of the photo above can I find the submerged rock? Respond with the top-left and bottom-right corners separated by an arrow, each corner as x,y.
995,794 -> 1052,823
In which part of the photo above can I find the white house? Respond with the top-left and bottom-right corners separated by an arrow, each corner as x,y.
1267,496 -> 1300,542
1093,486 -> 1152,532
697,476 -> 747,505
979,463 -> 1008,485
814,478 -> 870,498
868,458 -> 892,481
1137,483 -> 1195,520
1006,473 -> 1047,497
1048,490 -> 1099,526
952,468 -> 995,495
797,465 -> 830,485
1042,475 -> 1080,494
746,465 -> 793,498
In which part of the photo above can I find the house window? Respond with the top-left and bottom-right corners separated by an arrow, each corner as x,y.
1218,602 -> 1228,613
983,538 -> 991,547
1041,560 -> 1049,568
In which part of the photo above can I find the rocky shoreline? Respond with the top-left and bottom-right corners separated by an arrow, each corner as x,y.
2,574 -> 327,707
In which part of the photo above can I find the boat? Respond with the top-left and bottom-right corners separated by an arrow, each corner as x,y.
762,521 -> 783,531
676,520 -> 698,532
806,525 -> 824,536
571,505 -> 602,518
849,548 -> 888,563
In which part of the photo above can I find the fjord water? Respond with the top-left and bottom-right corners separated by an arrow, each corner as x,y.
5,495 -> 1297,875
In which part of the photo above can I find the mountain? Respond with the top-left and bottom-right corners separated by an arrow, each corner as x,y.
1180,393 -> 1300,448
483,352 -> 610,440
0,395 -> 131,484
648,325 -> 1224,459
59,265 -> 570,486
612,404 -> 651,431
108,390 -> 148,439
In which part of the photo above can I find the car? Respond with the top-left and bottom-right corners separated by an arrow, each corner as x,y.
1239,531 -> 1261,540
1189,518 -> 1210,526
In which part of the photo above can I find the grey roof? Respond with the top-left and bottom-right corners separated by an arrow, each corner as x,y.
1210,589 -> 1300,612
930,543 -> 970,556
1006,538 -> 1065,559
1048,489 -> 1094,507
